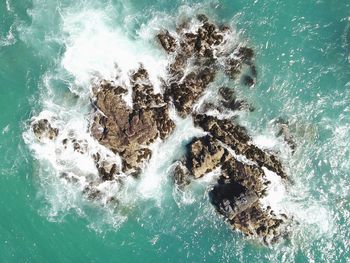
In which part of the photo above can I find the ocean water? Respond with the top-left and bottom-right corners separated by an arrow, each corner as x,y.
1,0 -> 350,262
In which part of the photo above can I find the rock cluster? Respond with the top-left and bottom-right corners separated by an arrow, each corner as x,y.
30,14 -> 291,244
158,15 -> 256,117
156,15 -> 289,244
174,115 -> 289,244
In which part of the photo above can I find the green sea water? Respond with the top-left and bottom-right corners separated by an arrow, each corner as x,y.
1,0 -> 350,262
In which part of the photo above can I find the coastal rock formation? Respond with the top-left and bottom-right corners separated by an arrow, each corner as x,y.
90,67 -> 175,175
29,14 -> 290,245
193,114 -> 286,178
32,119 -> 59,140
174,123 -> 288,243
158,14 -> 257,117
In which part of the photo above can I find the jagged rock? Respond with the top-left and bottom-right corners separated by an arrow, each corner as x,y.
225,47 -> 256,81
87,15 -> 289,244
173,162 -> 191,187
276,122 -> 296,153
185,135 -> 227,178
219,87 -> 252,112
164,67 -> 216,117
32,119 -> 59,140
229,202 -> 286,244
159,16 -> 255,117
209,180 -> 258,220
221,156 -> 267,197
91,67 -> 175,175
157,31 -> 177,53
193,114 -> 286,178
243,75 -> 255,86
171,112 -> 288,242
174,131 -> 288,242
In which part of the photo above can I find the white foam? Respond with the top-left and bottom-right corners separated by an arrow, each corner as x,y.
0,23 -> 16,47
138,108 -> 205,203
253,135 -> 278,150
60,9 -> 168,93
2,125 -> 10,134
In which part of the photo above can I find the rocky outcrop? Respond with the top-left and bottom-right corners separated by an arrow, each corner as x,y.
193,114 -> 286,178
157,30 -> 177,53
90,67 -> 175,175
185,135 -> 227,178
32,119 -> 59,140
275,119 -> 296,153
29,14 -> 290,245
174,128 -> 288,244
158,15 -> 257,117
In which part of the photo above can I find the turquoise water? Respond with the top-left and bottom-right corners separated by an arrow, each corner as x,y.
1,0 -> 350,262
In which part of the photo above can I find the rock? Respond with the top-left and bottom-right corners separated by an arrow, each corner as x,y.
91,67 -> 175,175
171,111 -> 288,242
88,15 -> 289,244
225,47 -> 255,80
219,87 -> 252,112
276,122 -> 296,153
237,46 -> 254,63
32,119 -> 59,140
196,14 -> 209,23
157,31 -> 177,53
173,162 -> 191,187
209,181 -> 258,220
243,75 -> 255,86
159,15 -> 256,117
165,67 -> 216,117
184,135 -> 227,178
229,202 -> 285,244
221,156 -> 267,197
193,114 -> 286,178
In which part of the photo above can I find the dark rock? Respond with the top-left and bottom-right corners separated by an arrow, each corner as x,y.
276,122 -> 296,153
193,114 -> 286,178
157,31 -> 177,53
173,162 -> 191,187
218,87 -> 251,112
196,14 -> 209,23
32,119 -> 59,140
243,75 -> 255,86
165,67 -> 216,117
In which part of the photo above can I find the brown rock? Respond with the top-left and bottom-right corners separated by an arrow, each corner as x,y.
91,67 -> 175,175
157,31 -> 177,53
32,119 -> 59,140
185,135 -> 227,178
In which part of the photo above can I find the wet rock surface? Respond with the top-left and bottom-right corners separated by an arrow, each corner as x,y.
90,67 -> 175,175
32,119 -> 59,140
158,15 -> 257,117
162,16 -> 289,244
174,117 -> 289,243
